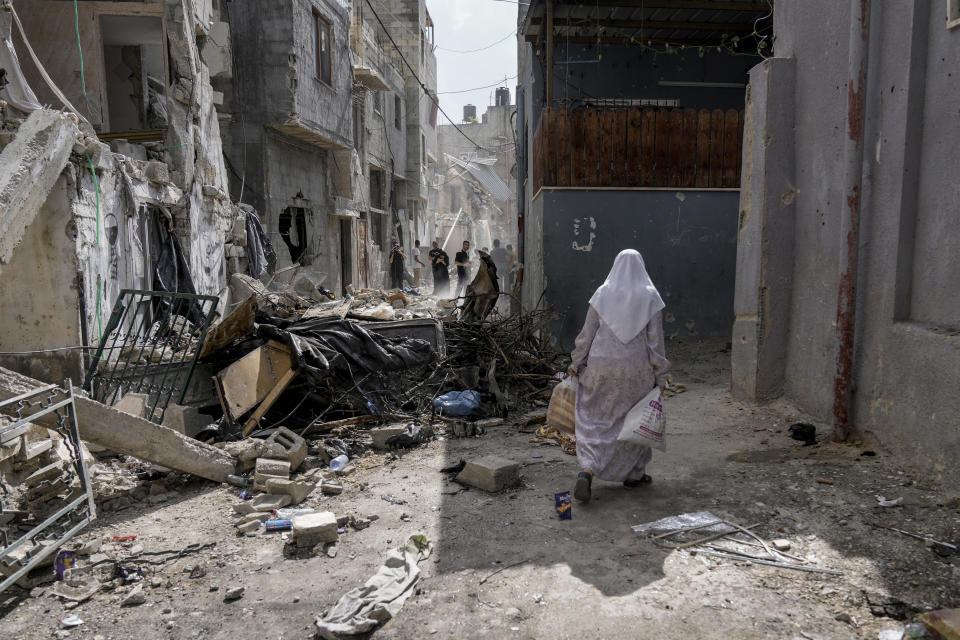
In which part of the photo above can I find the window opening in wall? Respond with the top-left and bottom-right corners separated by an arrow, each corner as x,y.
421,133 -> 426,167
420,29 -> 425,65
394,94 -> 402,129
99,15 -> 166,133
353,99 -> 364,152
370,211 -> 384,248
949,0 -> 960,28
370,167 -> 385,210
373,90 -> 382,114
279,206 -> 310,265
314,12 -> 332,86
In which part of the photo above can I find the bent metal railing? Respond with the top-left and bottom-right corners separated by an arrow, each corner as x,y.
0,381 -> 96,593
83,290 -> 219,424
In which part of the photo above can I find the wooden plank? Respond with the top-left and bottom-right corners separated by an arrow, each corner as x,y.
682,109 -> 698,187
710,109 -> 725,187
668,109 -> 684,187
641,109 -> 657,186
696,109 -> 711,187
216,341 -> 292,421
543,108 -> 557,188
723,108 -> 740,187
570,109 -> 587,186
533,116 -> 543,194
556,109 -> 572,186
612,109 -> 629,186
583,108 -> 600,187
654,109 -> 670,187
598,110 -> 614,186
200,296 -> 256,358
242,368 -> 298,437
736,109 -> 745,187
627,108 -> 644,185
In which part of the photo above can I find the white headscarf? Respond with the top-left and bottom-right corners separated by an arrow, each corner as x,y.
588,249 -> 665,344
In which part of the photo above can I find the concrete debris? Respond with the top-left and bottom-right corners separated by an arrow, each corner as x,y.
264,478 -> 315,504
121,584 -> 146,607
253,457 -> 291,491
320,480 -> 344,495
250,494 -> 292,512
224,587 -> 245,602
0,366 -> 236,483
455,456 -> 521,492
262,427 -> 308,470
293,512 -> 339,548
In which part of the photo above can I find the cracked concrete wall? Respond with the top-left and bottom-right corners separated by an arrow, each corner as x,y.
736,2 -> 960,488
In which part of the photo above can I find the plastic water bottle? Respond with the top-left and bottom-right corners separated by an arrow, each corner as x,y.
329,455 -> 349,472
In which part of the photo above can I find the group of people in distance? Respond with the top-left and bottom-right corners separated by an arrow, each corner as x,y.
388,238 -> 516,298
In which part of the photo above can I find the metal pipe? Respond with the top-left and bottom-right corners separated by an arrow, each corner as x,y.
832,0 -> 871,442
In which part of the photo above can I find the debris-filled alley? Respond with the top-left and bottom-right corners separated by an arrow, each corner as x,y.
2,1 -> 959,639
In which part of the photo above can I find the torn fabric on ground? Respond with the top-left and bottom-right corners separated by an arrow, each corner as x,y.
315,535 -> 431,639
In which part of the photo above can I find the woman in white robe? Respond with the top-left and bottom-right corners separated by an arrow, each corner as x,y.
567,249 -> 671,502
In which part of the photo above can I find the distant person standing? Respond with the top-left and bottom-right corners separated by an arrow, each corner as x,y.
505,243 -> 517,292
454,240 -> 472,298
412,240 -> 424,287
389,243 -> 406,290
429,240 -> 450,296
490,239 -> 509,290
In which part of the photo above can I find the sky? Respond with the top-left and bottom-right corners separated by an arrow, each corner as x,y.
426,0 -> 519,125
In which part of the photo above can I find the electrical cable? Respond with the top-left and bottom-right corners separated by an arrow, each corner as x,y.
437,30 -> 516,54
438,75 -> 518,95
363,0 -> 489,152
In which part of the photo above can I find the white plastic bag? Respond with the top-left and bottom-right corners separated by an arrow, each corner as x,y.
617,387 -> 666,451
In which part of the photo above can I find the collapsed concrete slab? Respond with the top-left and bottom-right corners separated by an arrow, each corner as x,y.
0,366 -> 236,483
0,109 -> 78,270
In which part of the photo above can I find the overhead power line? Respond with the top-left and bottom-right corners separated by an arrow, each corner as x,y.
363,0 -> 488,151
438,75 -> 518,95
437,30 -> 517,53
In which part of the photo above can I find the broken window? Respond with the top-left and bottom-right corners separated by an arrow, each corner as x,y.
373,91 -> 382,114
370,211 -> 384,249
100,15 -> 166,132
370,167 -> 385,210
314,12 -> 332,86
950,0 -> 960,28
278,207 -> 310,265
394,94 -> 402,129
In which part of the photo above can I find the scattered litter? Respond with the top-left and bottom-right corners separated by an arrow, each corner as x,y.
433,391 -> 481,417
918,608 -> 960,639
112,536 -> 137,542
54,551 -> 77,580
816,477 -> 833,485
315,535 -> 431,640
632,511 -> 733,537
329,455 -> 349,472
57,615 -> 84,629
266,519 -> 292,531
531,425 -> 576,456
788,422 -> 817,446
875,495 -> 903,507
555,492 -> 572,520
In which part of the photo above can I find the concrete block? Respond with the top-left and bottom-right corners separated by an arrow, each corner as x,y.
264,477 -> 315,504
113,393 -> 149,419
232,501 -> 256,515
161,403 -> 212,438
455,456 -> 521,492
24,461 -> 63,487
292,511 -> 338,547
145,161 -> 170,183
253,457 -> 291,491
250,493 -> 292,512
370,425 -> 407,450
262,427 -> 307,470
320,480 -> 343,495
85,140 -> 113,171
0,110 -> 79,269
236,520 -> 261,535
109,140 -> 147,161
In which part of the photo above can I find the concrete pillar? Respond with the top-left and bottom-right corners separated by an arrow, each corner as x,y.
731,57 -> 797,401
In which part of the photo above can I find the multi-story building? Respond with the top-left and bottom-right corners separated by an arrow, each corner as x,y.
223,0 -> 356,295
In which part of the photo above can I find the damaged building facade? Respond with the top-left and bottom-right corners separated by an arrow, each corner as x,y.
0,0 -> 235,384
515,1 -> 767,348
436,93 -> 517,257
